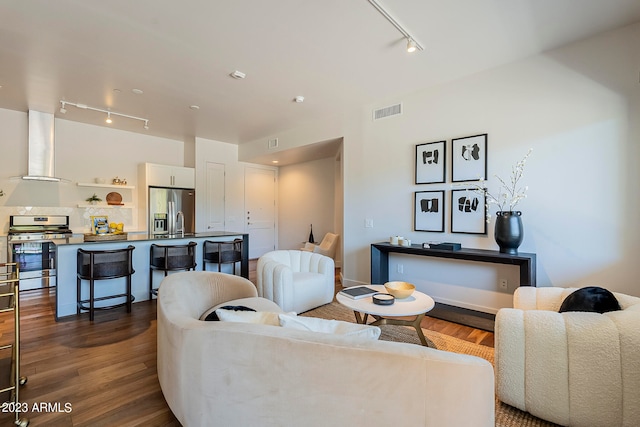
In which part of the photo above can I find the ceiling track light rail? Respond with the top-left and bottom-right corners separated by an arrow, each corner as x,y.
59,100 -> 149,130
367,0 -> 424,52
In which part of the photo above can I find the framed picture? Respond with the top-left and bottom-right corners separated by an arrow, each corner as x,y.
90,215 -> 109,234
451,189 -> 487,234
451,134 -> 487,182
414,190 -> 445,232
415,140 -> 446,184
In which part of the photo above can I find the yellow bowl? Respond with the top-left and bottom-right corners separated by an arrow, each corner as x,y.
384,281 -> 415,299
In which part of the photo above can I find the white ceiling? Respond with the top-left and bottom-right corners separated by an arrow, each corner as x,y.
1,0 -> 639,158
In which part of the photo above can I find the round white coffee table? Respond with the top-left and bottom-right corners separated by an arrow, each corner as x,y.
336,285 -> 436,347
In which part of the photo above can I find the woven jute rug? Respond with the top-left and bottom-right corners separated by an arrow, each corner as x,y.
303,302 -> 559,427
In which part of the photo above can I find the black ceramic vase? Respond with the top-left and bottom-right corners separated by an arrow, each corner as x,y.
494,211 -> 523,255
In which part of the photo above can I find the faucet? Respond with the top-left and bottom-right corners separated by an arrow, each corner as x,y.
176,211 -> 185,237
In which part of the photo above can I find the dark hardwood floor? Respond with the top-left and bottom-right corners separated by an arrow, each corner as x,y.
0,265 -> 493,426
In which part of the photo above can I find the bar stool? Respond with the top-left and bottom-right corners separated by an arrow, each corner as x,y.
77,245 -> 135,321
202,239 -> 243,275
149,241 -> 197,298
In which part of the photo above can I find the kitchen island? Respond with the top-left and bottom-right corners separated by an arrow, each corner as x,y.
54,231 -> 249,320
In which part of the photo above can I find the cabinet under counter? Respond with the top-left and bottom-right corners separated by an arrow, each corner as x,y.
54,232 -> 249,320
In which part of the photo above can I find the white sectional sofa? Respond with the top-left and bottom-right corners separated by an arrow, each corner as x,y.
157,271 -> 495,427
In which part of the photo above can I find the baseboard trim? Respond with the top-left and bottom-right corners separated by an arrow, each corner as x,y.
428,302 -> 495,332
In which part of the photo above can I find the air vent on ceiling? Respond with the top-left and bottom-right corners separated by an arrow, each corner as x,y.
373,103 -> 402,121
268,138 -> 279,149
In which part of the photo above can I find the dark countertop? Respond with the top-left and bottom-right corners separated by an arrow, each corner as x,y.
55,231 -> 247,246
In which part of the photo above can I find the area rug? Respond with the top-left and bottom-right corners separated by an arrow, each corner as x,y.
303,302 -> 560,427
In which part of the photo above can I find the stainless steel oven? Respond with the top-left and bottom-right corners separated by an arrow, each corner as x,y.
7,215 -> 72,291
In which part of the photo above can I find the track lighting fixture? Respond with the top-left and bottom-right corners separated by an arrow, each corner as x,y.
367,0 -> 424,52
406,38 -> 417,53
59,100 -> 149,130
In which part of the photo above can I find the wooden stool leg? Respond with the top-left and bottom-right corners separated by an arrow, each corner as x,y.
126,275 -> 132,313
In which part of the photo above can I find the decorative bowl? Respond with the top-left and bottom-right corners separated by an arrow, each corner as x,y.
384,281 -> 415,299
106,192 -> 124,205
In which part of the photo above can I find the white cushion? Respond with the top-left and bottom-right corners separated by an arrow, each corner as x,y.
199,296 -> 283,321
278,314 -> 381,340
215,309 -> 284,326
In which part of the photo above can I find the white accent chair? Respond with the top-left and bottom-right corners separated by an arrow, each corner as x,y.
257,250 -> 334,313
495,286 -> 640,427
302,232 -> 339,259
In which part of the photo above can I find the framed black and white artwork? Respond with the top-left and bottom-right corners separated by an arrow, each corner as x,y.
450,189 -> 487,234
414,190 -> 445,232
415,140 -> 446,184
451,134 -> 487,182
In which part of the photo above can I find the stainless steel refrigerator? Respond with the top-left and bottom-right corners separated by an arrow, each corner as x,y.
148,187 -> 196,236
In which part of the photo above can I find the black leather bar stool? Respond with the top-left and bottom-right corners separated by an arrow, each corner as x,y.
149,241 -> 197,298
77,245 -> 135,321
202,239 -> 243,275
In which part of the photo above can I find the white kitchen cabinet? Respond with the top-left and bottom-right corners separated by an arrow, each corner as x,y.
145,163 -> 195,188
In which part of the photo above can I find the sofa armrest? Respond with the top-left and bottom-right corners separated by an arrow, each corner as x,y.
257,260 -> 294,310
513,286 -> 578,311
496,305 -> 640,426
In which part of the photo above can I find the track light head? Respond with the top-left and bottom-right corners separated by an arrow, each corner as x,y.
407,38 -> 417,53
143,120 -> 149,130
106,112 -> 112,124
59,101 -> 67,114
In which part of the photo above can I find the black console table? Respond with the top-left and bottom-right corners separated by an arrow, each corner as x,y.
370,243 -> 537,331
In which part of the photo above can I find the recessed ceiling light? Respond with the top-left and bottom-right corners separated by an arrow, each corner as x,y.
132,88 -> 144,95
189,105 -> 200,110
113,88 -> 122,93
230,70 -> 246,79
294,96 -> 304,103
272,160 -> 279,164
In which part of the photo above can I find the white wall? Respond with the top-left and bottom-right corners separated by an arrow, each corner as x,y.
278,157 -> 335,250
344,22 -> 640,309
0,109 -> 186,233
194,137 -> 250,234
242,23 -> 640,311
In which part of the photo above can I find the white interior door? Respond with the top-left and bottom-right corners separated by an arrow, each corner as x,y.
205,162 -> 225,231
245,167 -> 276,258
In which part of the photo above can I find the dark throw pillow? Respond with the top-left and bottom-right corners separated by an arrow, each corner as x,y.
558,286 -> 621,314
203,305 -> 257,321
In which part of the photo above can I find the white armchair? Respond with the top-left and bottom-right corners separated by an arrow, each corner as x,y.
257,250 -> 335,313
495,286 -> 640,427
302,232 -> 339,259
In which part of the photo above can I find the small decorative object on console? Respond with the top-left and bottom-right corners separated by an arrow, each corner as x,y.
423,242 -> 462,251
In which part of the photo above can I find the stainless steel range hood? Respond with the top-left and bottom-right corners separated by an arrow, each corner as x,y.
21,110 -> 65,182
